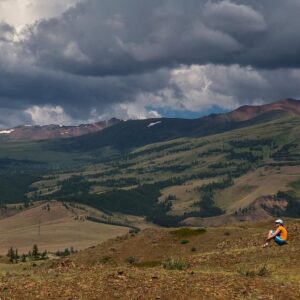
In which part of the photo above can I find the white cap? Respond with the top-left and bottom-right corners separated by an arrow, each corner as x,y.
275,219 -> 284,225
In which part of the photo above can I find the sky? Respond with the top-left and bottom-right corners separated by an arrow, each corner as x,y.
0,0 -> 300,128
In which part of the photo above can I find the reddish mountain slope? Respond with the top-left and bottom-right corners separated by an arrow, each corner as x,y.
0,118 -> 120,141
226,98 -> 300,122
0,99 -> 299,143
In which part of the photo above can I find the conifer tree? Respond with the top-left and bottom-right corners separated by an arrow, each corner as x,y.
32,244 -> 39,260
7,247 -> 15,263
64,248 -> 70,256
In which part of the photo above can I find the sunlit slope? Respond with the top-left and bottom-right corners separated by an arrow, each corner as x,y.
1,102 -> 300,225
1,219 -> 300,299
29,114 -> 300,225
0,201 -> 130,255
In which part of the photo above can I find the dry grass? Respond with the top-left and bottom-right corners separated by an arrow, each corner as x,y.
0,219 -> 300,299
0,201 -> 129,255
214,165 -> 300,212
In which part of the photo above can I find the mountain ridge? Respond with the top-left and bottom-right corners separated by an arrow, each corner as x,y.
226,98 -> 300,121
0,98 -> 299,143
52,98 -> 300,154
0,118 -> 120,141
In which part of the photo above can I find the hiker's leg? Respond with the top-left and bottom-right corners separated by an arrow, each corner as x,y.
263,230 -> 274,247
267,230 -> 273,240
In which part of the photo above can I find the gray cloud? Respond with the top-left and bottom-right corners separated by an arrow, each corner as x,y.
0,48 -> 171,123
24,0 -> 300,76
25,0 -> 242,76
142,65 -> 300,113
0,0 -> 300,127
0,22 -> 15,42
0,0 -> 80,29
203,1 -> 267,34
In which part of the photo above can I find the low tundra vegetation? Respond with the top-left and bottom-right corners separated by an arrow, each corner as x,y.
99,256 -> 116,265
180,239 -> 189,244
163,259 -> 190,270
125,256 -> 138,265
170,227 -> 206,238
237,264 -> 270,277
134,261 -> 162,268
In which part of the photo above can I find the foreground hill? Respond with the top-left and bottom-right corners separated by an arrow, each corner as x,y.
0,220 -> 299,299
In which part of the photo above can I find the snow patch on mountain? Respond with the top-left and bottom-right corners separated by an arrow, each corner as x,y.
147,121 -> 162,128
0,129 -> 14,134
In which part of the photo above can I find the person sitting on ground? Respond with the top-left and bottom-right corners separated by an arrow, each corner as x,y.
263,219 -> 287,247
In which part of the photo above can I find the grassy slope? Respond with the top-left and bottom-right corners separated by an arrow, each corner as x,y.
1,114 -> 300,223
0,219 -> 299,299
30,115 -> 300,219
214,165 -> 300,212
0,201 -> 131,255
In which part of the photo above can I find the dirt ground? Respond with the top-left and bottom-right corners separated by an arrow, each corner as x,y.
0,219 -> 299,299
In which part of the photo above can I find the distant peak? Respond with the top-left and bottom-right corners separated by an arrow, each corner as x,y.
279,97 -> 299,102
227,98 -> 300,122
0,118 -> 121,141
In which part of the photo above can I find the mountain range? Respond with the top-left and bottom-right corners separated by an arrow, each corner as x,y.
1,98 -> 299,144
50,98 -> 300,154
1,98 -> 300,227
0,118 -> 120,141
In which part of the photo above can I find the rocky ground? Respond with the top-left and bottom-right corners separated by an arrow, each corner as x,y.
0,219 -> 300,299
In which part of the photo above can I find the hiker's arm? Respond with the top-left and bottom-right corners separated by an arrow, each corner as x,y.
267,228 -> 280,241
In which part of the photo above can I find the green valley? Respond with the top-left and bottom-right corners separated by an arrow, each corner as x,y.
1,100 -> 300,227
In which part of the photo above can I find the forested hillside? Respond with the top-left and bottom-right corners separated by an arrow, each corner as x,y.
1,99 -> 300,226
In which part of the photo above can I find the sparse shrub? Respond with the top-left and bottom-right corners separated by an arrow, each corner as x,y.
257,264 -> 270,276
129,228 -> 140,234
238,264 -> 270,277
163,259 -> 190,270
134,261 -> 162,268
238,268 -> 256,277
180,239 -> 189,244
125,256 -> 138,265
170,228 -> 206,238
100,256 -> 115,265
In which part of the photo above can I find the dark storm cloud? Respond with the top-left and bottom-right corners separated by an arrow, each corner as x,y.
0,0 -> 300,127
24,0 -> 300,76
25,0 -> 242,76
0,58 -> 170,121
